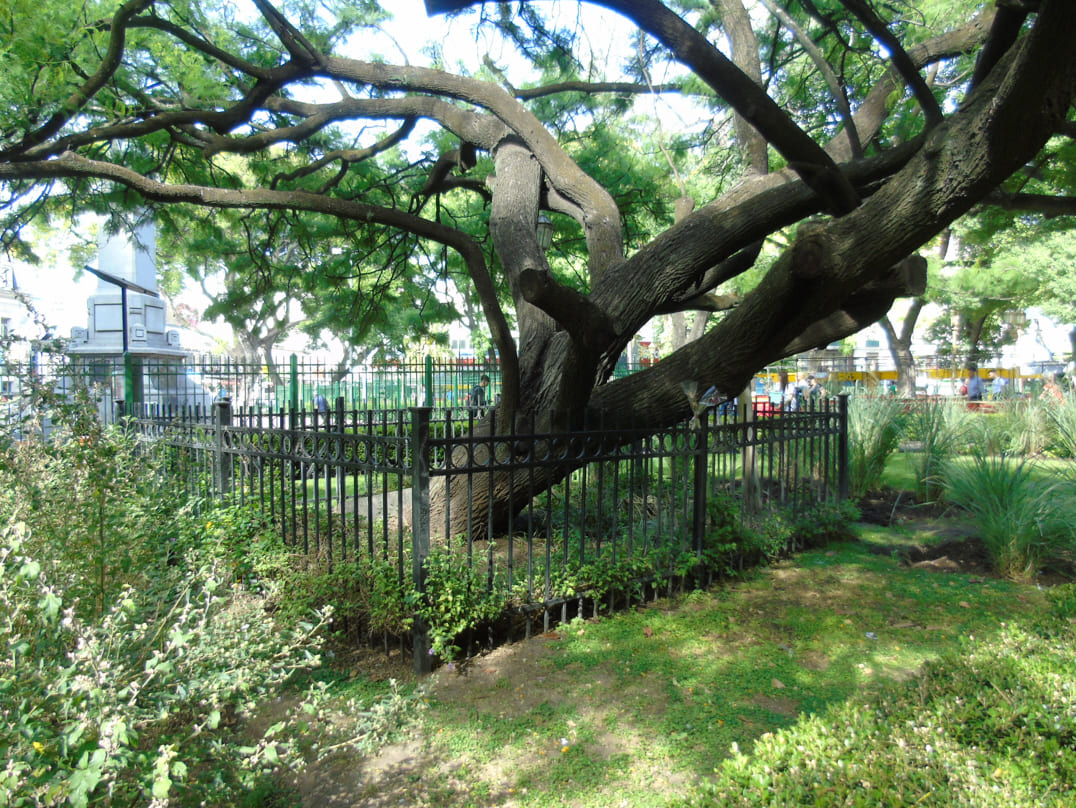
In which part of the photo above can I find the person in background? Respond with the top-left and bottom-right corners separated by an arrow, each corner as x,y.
468,374 -> 490,414
805,374 -> 827,406
776,370 -> 801,411
313,391 -> 329,414
988,370 -> 1008,400
965,367 -> 984,402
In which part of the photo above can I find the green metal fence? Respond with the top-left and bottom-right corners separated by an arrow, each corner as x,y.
6,352 -> 657,422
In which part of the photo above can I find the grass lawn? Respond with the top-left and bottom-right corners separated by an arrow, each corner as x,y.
883,449 -> 1075,494
280,519 -> 1076,807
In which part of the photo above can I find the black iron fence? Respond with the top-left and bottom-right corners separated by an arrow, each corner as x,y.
127,397 -> 848,672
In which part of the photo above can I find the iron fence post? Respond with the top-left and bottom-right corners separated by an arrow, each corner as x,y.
692,410 -> 708,559
424,354 -> 434,408
213,398 -> 232,498
837,393 -> 849,501
335,396 -> 346,518
411,407 -> 432,675
741,384 -> 760,515
289,354 -> 299,413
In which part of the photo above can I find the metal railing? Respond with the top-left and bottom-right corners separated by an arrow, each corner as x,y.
127,396 -> 848,672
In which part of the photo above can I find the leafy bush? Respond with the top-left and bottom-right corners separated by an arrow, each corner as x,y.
0,390 -> 347,806
747,499 -> 860,558
942,454 -> 1076,580
790,499 -> 861,549
679,615 -> 1076,808
846,393 -> 908,497
262,551 -> 415,641
419,544 -> 508,661
0,408 -> 190,619
0,520 -> 330,808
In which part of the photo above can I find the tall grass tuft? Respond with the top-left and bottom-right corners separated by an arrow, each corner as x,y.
942,453 -> 1076,580
985,397 -> 1053,456
847,393 -> 908,498
1044,393 -> 1076,461
905,397 -> 971,503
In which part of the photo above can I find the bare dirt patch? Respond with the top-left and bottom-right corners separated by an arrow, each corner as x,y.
857,487 -> 995,577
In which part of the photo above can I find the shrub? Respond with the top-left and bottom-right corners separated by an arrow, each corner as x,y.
735,500 -> 860,567
0,388 -> 346,806
790,499 -> 861,549
942,454 -> 1076,580
419,544 -> 508,661
678,616 -> 1076,807
0,520 -> 330,808
262,551 -> 415,641
0,411 -> 190,620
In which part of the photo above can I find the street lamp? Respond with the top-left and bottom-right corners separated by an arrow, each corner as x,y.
536,213 -> 554,252
1002,309 -> 1028,329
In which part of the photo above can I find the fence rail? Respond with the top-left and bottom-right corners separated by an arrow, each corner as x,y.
127,396 -> 848,673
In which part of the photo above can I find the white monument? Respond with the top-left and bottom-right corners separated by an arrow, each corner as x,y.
67,219 -> 186,358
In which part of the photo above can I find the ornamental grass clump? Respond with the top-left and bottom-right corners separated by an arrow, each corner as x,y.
942,453 -> 1076,580
846,392 -> 908,498
905,397 -> 971,504
989,395 -> 1055,456
1044,392 -> 1076,460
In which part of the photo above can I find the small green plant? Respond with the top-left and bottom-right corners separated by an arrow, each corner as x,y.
790,498 -> 861,549
252,547 -> 415,641
419,545 -> 508,661
942,453 -> 1076,580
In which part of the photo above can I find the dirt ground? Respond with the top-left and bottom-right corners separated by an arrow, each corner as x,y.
289,635 -> 569,807
856,487 -> 997,572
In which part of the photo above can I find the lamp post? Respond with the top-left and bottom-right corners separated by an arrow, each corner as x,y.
536,213 -> 554,252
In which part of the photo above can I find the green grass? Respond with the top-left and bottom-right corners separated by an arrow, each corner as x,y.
883,450 -> 1074,496
261,445 -> 1076,806
313,533 -> 1060,807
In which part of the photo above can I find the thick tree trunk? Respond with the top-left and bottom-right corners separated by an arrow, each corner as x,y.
420,0 -> 1075,538
4,1 -> 1073,542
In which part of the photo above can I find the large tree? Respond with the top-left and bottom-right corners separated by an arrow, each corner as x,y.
2,0 -> 1075,531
